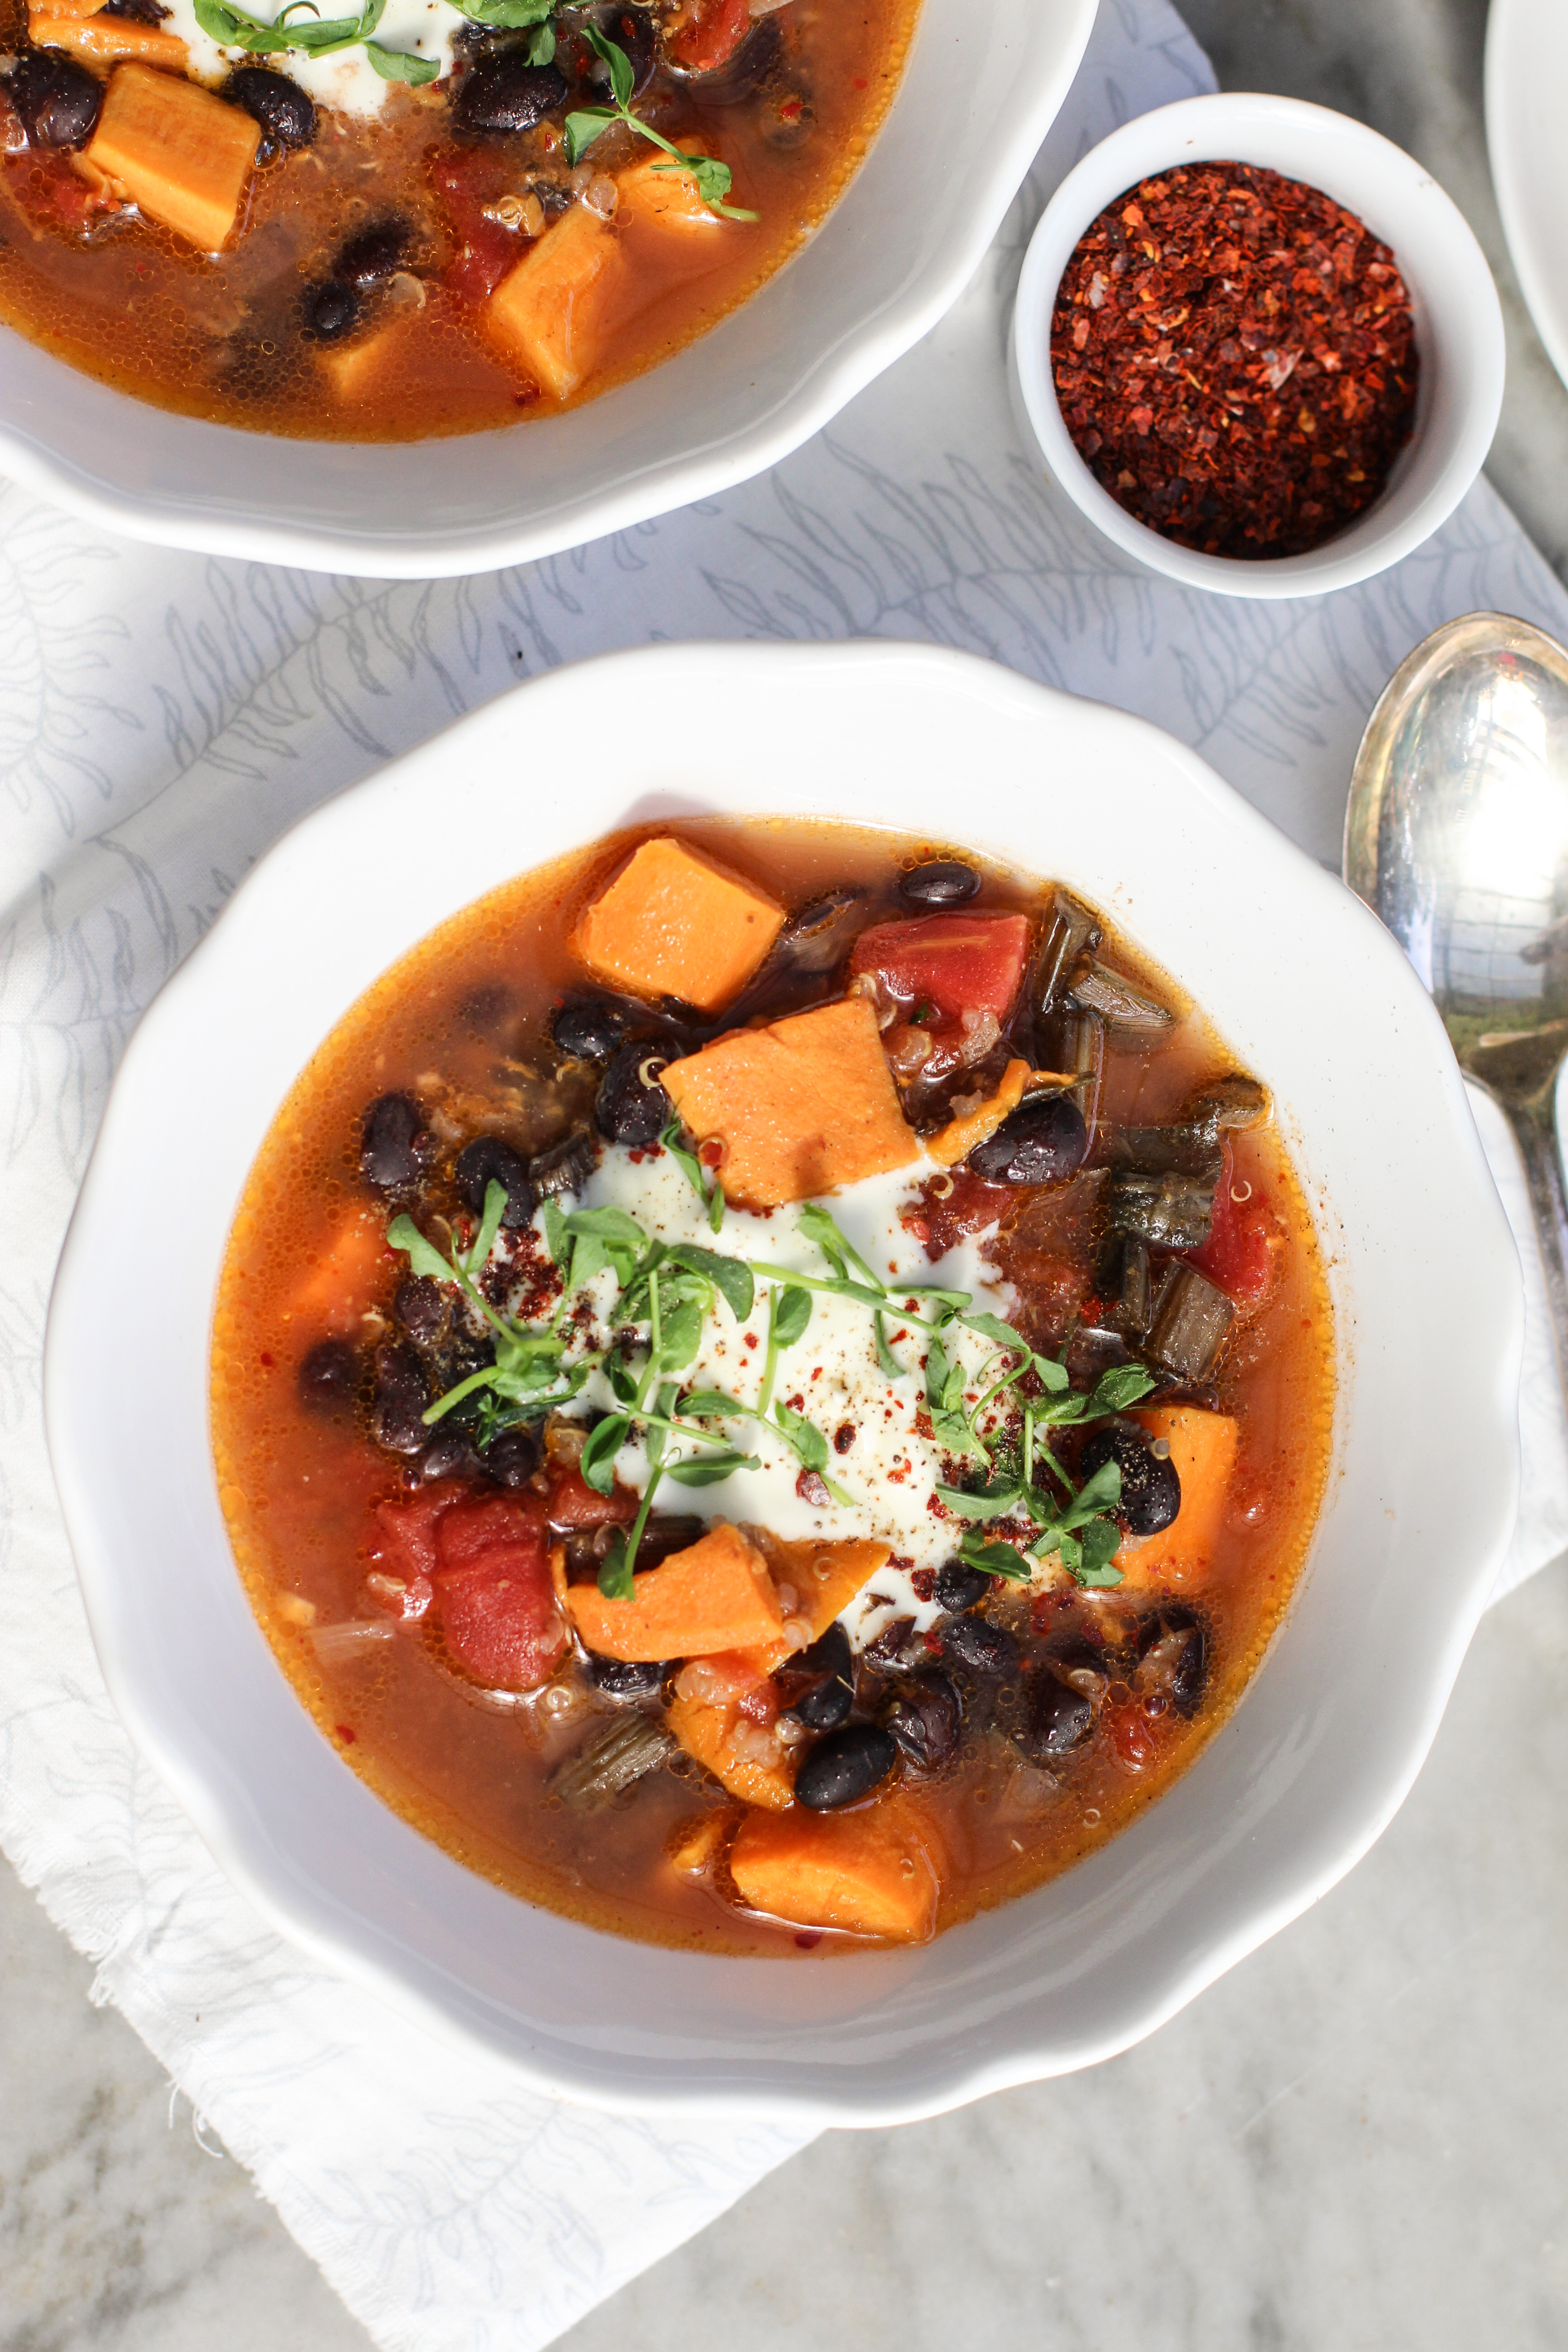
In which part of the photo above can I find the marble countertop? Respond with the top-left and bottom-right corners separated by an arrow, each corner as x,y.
8,3 -> 1568,2347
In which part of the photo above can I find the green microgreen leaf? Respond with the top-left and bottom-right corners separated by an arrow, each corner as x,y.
597,1529 -> 636,1600
578,1414 -> 629,1495
449,0 -> 553,24
771,1401 -> 856,1506
1068,1519 -> 1125,1587
934,1476 -> 1024,1522
365,40 -> 439,79
1088,1365 -> 1158,1415
956,1534 -> 1034,1583
679,1387 -> 746,1419
564,105 -> 618,164
872,1311 -> 904,1382
664,1243 -> 752,1324
660,1119 -> 727,1235
664,1450 -> 760,1486
385,1212 -> 454,1289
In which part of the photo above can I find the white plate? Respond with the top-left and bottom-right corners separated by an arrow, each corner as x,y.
1487,0 -> 1568,393
0,0 -> 1096,580
45,640 -> 1522,2127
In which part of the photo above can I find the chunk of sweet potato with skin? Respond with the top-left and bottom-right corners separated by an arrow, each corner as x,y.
740,1534 -> 890,1674
1114,1405 -> 1239,1588
87,64 -> 258,250
617,146 -> 729,235
573,835 -> 785,1014
34,10 -> 187,66
663,997 -> 920,1208
565,1521 -> 784,1661
924,1058 -> 1031,1169
729,1799 -> 941,1942
668,1691 -> 794,1810
484,201 -> 621,400
287,1204 -> 390,1333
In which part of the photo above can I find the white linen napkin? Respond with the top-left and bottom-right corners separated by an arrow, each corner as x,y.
2,4 -> 1565,2347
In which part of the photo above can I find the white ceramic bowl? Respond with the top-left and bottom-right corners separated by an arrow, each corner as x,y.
45,640 -> 1520,2127
1486,0 -> 1568,399
0,0 -> 1095,581
1009,93 -> 1505,600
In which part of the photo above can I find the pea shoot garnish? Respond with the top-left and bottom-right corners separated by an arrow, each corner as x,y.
385,1135 -> 1154,1598
564,25 -> 760,222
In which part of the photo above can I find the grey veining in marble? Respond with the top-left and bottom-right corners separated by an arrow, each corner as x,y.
6,4 -> 1568,2348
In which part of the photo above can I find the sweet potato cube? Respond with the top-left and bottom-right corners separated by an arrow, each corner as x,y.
667,1808 -> 737,1878
729,1802 -> 940,1942
662,996 -> 919,1207
925,1058 -> 1031,1169
87,64 -> 258,250
35,11 -> 188,66
565,1522 -> 784,1661
617,149 -> 728,235
485,202 -> 622,401
740,1534 -> 890,1675
573,835 -> 784,1013
286,1205 -> 389,1333
667,1693 -> 794,1810
1115,1406 -> 1239,1588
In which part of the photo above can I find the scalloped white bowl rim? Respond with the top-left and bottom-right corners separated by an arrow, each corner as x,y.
45,639 -> 1521,2126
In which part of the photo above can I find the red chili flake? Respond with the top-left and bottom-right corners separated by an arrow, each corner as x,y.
795,1931 -> 823,1950
334,1724 -> 358,1745
742,1332 -> 759,1350
1050,162 -> 1417,559
796,1469 -> 831,1507
259,1351 -> 274,1367
833,1421 -> 857,1454
909,1567 -> 937,1601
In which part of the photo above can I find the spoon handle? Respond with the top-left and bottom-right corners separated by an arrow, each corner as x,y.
1500,1083 -> 1568,1398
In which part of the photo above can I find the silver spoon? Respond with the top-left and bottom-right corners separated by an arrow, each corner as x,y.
1344,610 -> 1568,1389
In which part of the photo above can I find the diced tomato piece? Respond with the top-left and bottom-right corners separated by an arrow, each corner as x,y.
666,0 -> 749,72
903,1166 -> 1017,1260
435,1541 -> 567,1690
545,1465 -> 639,1530
431,145 -> 522,305
849,912 -> 1030,1080
436,1490 -> 547,1567
372,1480 -> 473,1583
1181,1144 -> 1281,1307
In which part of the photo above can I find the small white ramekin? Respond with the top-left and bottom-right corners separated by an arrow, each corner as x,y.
1009,93 -> 1505,600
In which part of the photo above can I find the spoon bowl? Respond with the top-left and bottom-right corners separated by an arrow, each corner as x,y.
1345,610 -> 1568,1383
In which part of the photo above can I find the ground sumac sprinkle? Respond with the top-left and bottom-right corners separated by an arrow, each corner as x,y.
1050,161 -> 1418,559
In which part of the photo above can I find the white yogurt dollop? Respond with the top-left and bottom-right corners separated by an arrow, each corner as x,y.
547,1144 -> 1021,1651
167,0 -> 462,119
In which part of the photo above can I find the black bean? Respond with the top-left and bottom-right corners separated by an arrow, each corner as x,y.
227,64 -> 315,150
581,1654 -> 667,1701
1020,1670 -> 1096,1758
940,1615 -> 1019,1680
418,1430 -> 485,1483
455,51 -> 568,133
302,279 -> 360,343
360,1093 -> 433,1193
583,2 -> 656,94
933,1560 -> 992,1615
455,1134 -> 537,1229
1140,1609 -> 1208,1718
482,1426 -> 540,1489
1078,1424 -> 1181,1537
529,1127 -> 598,1200
334,218 -> 409,284
899,859 -> 981,908
790,1675 -> 853,1732
883,1671 -> 962,1770
969,1093 -> 1090,1186
9,50 -> 102,148
370,1343 -> 430,1455
102,0 -> 170,20
297,1337 -> 360,1415
795,1724 -> 898,1812
596,1042 -> 671,1145
794,1620 -> 853,1681
394,1275 -> 447,1346
552,994 -> 631,1063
